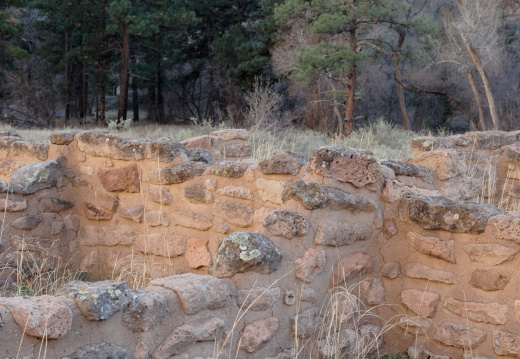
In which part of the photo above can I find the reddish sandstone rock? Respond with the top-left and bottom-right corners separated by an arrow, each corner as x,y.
359,278 -> 385,306
493,330 -> 520,356
238,317 -> 279,353
443,297 -> 507,325
406,232 -> 455,263
135,233 -> 187,258
463,243 -> 518,265
183,183 -> 214,204
172,210 -> 213,231
328,252 -> 373,291
210,129 -> 249,141
181,135 -> 222,149
398,316 -> 433,334
307,145 -> 382,187
145,210 -> 170,227
98,163 -> 141,193
185,238 -> 211,268
215,199 -> 254,228
0,196 -> 26,211
122,291 -> 168,332
491,212 -> 520,243
236,287 -> 281,311
401,289 -> 440,317
470,269 -> 510,291
119,205 -> 145,223
148,188 -> 173,204
405,262 -> 457,284
409,149 -> 466,180
410,136 -> 456,152
381,262 -> 402,279
434,322 -> 487,349
294,248 -> 326,283
0,295 -> 73,339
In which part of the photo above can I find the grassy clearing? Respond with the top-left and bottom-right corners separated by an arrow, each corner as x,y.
0,118 -> 417,161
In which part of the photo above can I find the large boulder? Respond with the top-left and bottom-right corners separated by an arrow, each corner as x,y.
259,150 -> 305,175
10,160 -> 62,194
209,231 -> 283,278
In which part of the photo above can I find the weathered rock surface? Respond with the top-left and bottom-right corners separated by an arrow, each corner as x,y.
148,273 -> 234,315
147,188 -> 173,204
10,160 -> 62,194
0,196 -> 27,211
98,163 -> 141,192
434,322 -> 487,349
465,131 -> 516,149
405,263 -> 457,284
238,317 -> 279,353
440,177 -> 482,201
214,199 -> 254,227
50,129 -> 82,145
256,177 -> 287,205
398,316 -> 433,334
78,225 -> 135,247
211,128 -> 249,141
135,233 -> 187,257
443,297 -> 507,325
294,248 -> 326,283
493,330 -> 520,356
77,131 -> 146,160
470,269 -> 510,291
381,262 -> 402,279
144,140 -> 188,163
463,243 -> 518,265
11,214 -> 42,230
314,219 -> 372,246
328,252 -> 372,291
145,211 -> 169,227
59,280 -> 131,320
122,291 -> 168,332
263,210 -> 308,239
407,346 -> 450,359
359,278 -> 385,306
307,146 -> 382,187
11,141 -> 49,160
401,194 -> 502,234
410,136 -> 456,151
172,210 -> 212,230
491,212 -> 520,243
37,197 -> 74,213
401,289 -> 440,317
119,205 -> 145,223
223,143 -> 252,158
186,147 -> 213,164
410,149 -> 467,180
381,160 -> 434,183
282,179 -> 378,212
216,185 -> 253,200
406,232 -> 455,263
182,134 -> 222,149
10,234 -> 57,252
236,287 -> 281,311
209,231 -> 283,278
149,162 -> 208,185
63,343 -> 129,359
205,161 -> 250,177
259,150 -> 305,175
290,306 -> 320,339
0,295 -> 73,339
183,183 -> 214,203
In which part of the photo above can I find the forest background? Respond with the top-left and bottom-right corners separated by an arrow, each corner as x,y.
1,0 -> 520,136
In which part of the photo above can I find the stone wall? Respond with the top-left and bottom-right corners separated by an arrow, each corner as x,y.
0,129 -> 519,358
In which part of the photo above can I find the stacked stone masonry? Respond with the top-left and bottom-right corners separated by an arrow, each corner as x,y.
0,129 -> 520,358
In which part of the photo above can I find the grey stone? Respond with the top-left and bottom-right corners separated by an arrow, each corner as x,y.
148,273 -> 234,315
11,215 -> 42,230
10,160 -> 62,194
172,211 -> 212,231
223,143 -> 252,158
405,262 -> 457,284
149,161 -> 208,185
145,211 -> 169,227
214,199 -> 253,228
401,194 -> 503,234
209,231 -> 283,278
465,131 -> 516,149
119,205 -> 145,223
236,287 -> 281,311
153,317 -> 225,359
238,317 -> 279,353
186,148 -> 213,164
62,343 -> 128,359
282,179 -> 378,212
144,140 -> 188,163
122,291 -> 168,332
314,219 -> 372,246
59,281 -> 132,321
135,233 -> 187,258
307,145 -> 382,187
37,197 -> 74,213
263,210 -> 309,239
381,160 -> 434,183
147,188 -> 173,205
290,306 -> 320,339
410,136 -> 456,151
50,221 -> 64,235
381,262 -> 402,279
205,161 -> 250,177
216,185 -> 253,200
183,184 -> 214,203
77,131 -> 146,160
0,196 -> 27,211
493,330 -> 520,357
407,346 -> 450,359
50,129 -> 82,145
259,150 -> 305,175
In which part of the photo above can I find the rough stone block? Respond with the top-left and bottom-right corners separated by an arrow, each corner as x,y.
263,210 -> 308,239
314,219 -> 372,246
443,297 -> 507,325
294,248 -> 326,283
434,322 -> 487,349
185,238 -> 211,268
214,199 -> 254,228
406,232 -> 455,263
236,287 -> 281,311
463,243 -> 518,265
470,269 -> 510,291
172,211 -> 212,231
98,163 -> 141,193
328,252 -> 372,291
259,149 -> 305,176
401,289 -> 440,317
405,263 -> 457,284
238,317 -> 279,353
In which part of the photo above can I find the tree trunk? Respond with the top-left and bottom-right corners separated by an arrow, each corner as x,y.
117,23 -> 130,122
344,28 -> 357,136
132,76 -> 139,122
467,69 -> 486,131
65,29 -> 70,124
78,62 -> 84,118
148,86 -> 156,122
157,60 -> 164,123
82,73 -> 88,118
393,30 -> 411,130
100,89 -> 106,124
461,33 -> 500,130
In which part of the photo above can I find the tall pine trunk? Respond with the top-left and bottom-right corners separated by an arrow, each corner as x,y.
132,76 -> 139,122
157,60 -> 164,123
393,30 -> 411,130
117,23 -> 130,122
344,27 -> 357,137
64,30 -> 70,124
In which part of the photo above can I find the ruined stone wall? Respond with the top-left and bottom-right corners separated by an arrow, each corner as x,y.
0,129 -> 520,359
